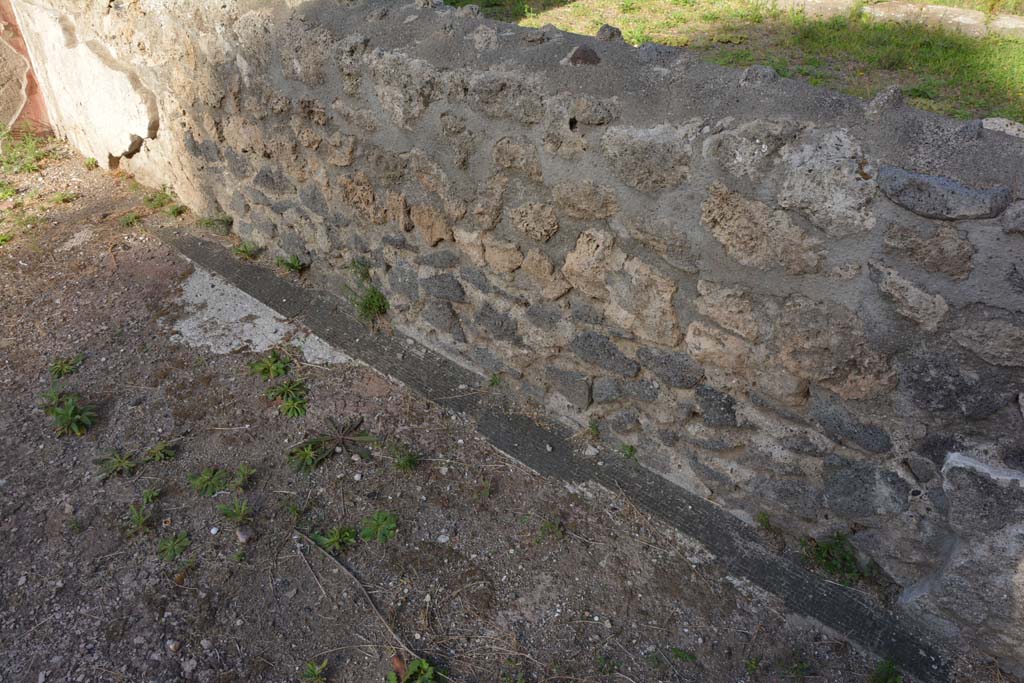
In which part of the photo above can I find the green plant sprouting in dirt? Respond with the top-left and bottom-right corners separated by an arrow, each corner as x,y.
670,647 -> 697,663
360,510 -> 398,543
127,503 -> 151,536
801,532 -> 863,585
0,180 -> 15,200
167,204 -> 187,217
279,396 -> 309,418
233,241 -> 262,260
489,373 -> 502,387
0,125 -> 49,173
231,463 -> 256,491
536,519 -> 565,544
158,532 -> 190,562
218,497 -> 252,524
142,488 -> 161,504
189,467 -> 230,496
199,213 -> 233,235
277,254 -> 307,274
0,232 -> 12,247
387,659 -> 438,683
870,660 -> 904,683
44,391 -> 97,437
143,186 -> 173,209
313,526 -> 358,554
620,443 -> 637,459
84,157 -> 99,170
300,659 -> 329,683
51,191 -> 77,204
267,380 -> 307,401
355,285 -> 389,323
755,511 -> 772,531
390,442 -> 420,472
746,656 -> 762,673
249,350 -> 290,380
98,451 -> 137,479
146,441 -> 177,461
286,417 -> 377,472
120,212 -> 140,227
49,353 -> 84,379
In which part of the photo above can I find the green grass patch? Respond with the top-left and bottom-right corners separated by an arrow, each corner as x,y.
454,0 -> 1024,122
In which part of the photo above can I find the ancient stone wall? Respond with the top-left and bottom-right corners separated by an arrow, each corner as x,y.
11,0 -> 1024,671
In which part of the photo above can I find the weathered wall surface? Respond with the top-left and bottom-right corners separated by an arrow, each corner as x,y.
12,0 -> 1024,671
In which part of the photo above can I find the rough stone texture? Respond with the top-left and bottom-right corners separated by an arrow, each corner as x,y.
702,183 -> 823,275
18,0 -> 1024,670
0,25 -> 28,128
877,165 -> 1013,220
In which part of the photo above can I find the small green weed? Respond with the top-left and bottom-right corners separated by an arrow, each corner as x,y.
280,396 -> 309,418
746,657 -> 762,673
313,526 -> 358,554
387,659 -> 438,683
348,257 -> 371,283
360,510 -> 397,543
51,191 -> 77,204
127,503 -> 151,536
0,179 -> 16,200
670,647 -> 697,663
536,519 -> 565,544
167,204 -> 187,217
277,254 -> 307,273
120,212 -> 140,227
249,350 -> 290,380
189,468 -> 230,496
142,488 -> 161,504
870,660 -> 904,683
755,511 -> 772,531
0,126 -> 48,173
596,655 -> 619,674
0,233 -> 11,247
199,213 -> 233,235
300,659 -> 328,683
50,395 -> 97,437
98,451 -> 137,479
158,532 -> 190,562
84,157 -> 99,170
233,241 -> 262,260
231,463 -> 256,491
267,380 -> 307,401
801,532 -> 863,585
588,419 -> 600,439
621,443 -> 637,459
146,441 -> 177,461
143,186 -> 173,209
218,497 -> 252,524
355,286 -> 389,322
288,442 -> 328,472
49,353 -> 84,379
489,373 -> 501,387
390,442 -> 420,472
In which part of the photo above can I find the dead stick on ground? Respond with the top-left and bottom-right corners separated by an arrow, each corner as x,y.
296,530 -> 416,659
294,539 -> 329,601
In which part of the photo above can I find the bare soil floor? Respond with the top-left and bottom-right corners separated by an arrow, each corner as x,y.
0,146 -> 1012,683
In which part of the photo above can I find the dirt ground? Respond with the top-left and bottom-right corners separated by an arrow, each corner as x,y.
0,144 -> 1012,683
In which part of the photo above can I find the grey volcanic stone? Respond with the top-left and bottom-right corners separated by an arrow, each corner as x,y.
741,65 -> 778,86
595,24 -> 623,41
474,303 -> 519,342
695,385 -> 737,427
824,455 -> 909,518
422,300 -> 465,342
416,250 -> 460,268
809,390 -> 892,453
388,262 -> 419,301
637,348 -> 703,388
546,368 -> 591,409
945,465 -> 1024,535
1002,201 -> 1024,234
570,332 -> 639,376
609,410 -> 640,433
593,377 -> 658,403
420,273 -> 465,302
877,165 -> 1012,220
526,302 -> 562,327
